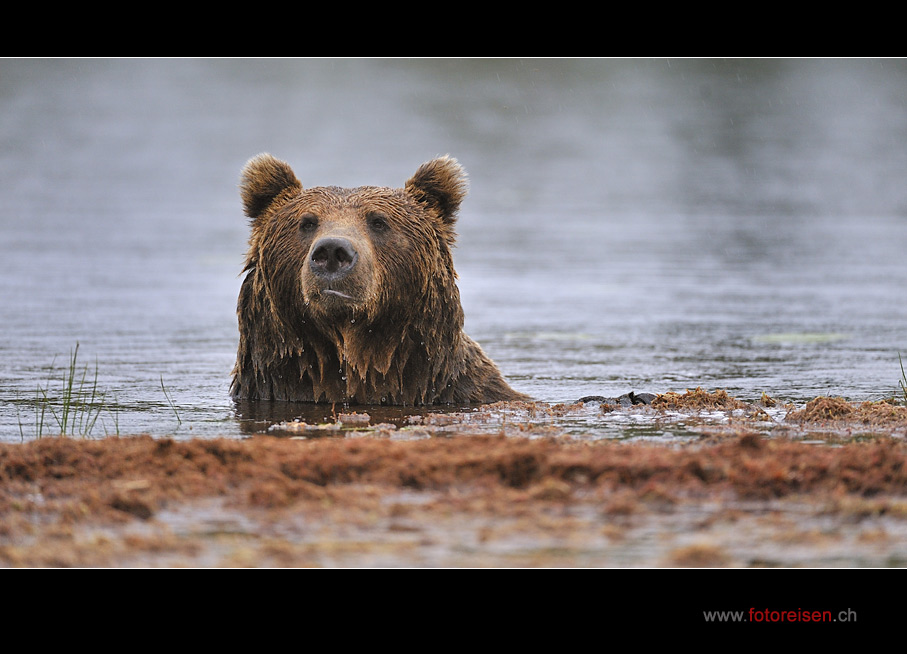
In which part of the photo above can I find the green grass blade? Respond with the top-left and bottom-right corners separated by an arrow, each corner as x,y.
161,375 -> 182,425
899,352 -> 907,405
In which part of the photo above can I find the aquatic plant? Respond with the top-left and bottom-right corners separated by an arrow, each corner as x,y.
14,343 -> 130,439
899,353 -> 907,406
32,343 -> 108,437
15,345 -> 190,439
160,376 -> 182,426
15,387 -> 47,442
109,394 -> 120,436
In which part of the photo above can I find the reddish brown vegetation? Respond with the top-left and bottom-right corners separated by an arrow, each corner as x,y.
2,428 -> 907,566
787,396 -> 907,425
4,389 -> 907,567
651,387 -> 751,411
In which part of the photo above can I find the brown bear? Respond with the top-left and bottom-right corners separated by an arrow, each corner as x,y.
230,153 -> 529,406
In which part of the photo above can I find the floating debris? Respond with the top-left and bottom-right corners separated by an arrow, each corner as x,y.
651,388 -> 750,411
787,397 -> 907,426
337,412 -> 371,426
270,421 -> 343,435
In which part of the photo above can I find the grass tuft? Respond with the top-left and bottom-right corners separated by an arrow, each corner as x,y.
33,343 -> 108,437
899,352 -> 907,406
16,345 -> 188,439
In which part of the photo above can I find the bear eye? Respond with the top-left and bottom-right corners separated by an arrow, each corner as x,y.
367,212 -> 389,232
299,214 -> 319,232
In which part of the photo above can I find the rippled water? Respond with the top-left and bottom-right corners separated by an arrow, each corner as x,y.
2,58 -> 906,441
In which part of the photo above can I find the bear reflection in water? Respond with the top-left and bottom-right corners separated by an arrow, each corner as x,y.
230,154 -> 530,406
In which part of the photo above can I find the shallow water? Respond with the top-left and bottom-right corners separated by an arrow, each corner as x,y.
2,58 -> 906,441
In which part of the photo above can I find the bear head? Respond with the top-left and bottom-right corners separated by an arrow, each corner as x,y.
239,153 -> 466,330
231,154 -> 526,406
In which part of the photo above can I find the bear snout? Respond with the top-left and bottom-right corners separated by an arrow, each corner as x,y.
309,237 -> 359,280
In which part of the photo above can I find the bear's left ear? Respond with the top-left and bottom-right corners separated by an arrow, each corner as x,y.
405,155 -> 468,226
239,153 -> 302,223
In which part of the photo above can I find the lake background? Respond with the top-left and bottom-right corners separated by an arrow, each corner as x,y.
2,58 -> 906,441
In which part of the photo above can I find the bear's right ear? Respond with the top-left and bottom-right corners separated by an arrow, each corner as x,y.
239,154 -> 302,222
405,155 -> 468,226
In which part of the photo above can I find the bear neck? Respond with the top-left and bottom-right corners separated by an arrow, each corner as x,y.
234,266 -> 470,405
317,285 -> 467,404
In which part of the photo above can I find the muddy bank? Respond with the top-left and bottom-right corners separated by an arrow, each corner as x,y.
3,390 -> 907,568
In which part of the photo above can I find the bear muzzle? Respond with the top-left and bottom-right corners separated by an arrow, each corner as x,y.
306,236 -> 370,304
309,237 -> 358,281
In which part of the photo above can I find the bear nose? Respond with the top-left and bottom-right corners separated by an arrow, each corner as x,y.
310,237 -> 358,279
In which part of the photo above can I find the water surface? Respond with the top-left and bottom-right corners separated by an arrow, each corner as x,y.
2,59 -> 906,441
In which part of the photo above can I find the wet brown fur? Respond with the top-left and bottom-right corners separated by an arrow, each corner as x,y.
231,154 -> 529,405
